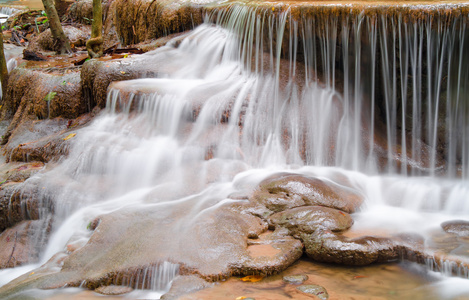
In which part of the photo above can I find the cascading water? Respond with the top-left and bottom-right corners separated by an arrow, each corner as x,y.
0,2 -> 468,299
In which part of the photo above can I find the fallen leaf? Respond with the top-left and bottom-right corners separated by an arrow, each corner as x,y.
240,275 -> 264,282
63,133 -> 76,141
120,71 -> 126,75
353,275 -> 368,279
44,91 -> 57,102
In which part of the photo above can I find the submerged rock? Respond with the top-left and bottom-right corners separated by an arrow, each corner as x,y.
161,275 -> 213,299
283,274 -> 308,284
250,173 -> 363,214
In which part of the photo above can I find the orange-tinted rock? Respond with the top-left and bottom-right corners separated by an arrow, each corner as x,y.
0,220 -> 48,269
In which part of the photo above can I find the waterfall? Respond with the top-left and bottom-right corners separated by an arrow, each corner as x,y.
0,2 -> 468,299
207,4 -> 469,177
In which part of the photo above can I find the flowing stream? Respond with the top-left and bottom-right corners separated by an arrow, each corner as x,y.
0,3 -> 469,299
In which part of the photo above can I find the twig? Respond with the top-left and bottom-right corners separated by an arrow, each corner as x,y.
6,231 -> 18,267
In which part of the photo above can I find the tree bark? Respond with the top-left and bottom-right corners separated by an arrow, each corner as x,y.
0,29 -> 9,101
86,0 -> 103,58
42,0 -> 72,54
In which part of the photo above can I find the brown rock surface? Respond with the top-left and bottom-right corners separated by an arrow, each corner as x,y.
27,26 -> 90,52
441,220 -> 469,237
161,275 -> 213,300
95,285 -> 133,295
269,206 -> 353,237
250,173 -> 363,213
302,230 -> 398,265
0,220 -> 49,268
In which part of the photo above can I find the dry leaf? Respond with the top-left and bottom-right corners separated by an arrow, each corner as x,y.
63,133 -> 76,141
240,275 -> 264,282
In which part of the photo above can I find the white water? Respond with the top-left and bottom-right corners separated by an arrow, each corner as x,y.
0,5 -> 468,299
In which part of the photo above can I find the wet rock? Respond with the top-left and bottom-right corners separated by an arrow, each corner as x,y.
95,285 -> 133,295
3,119 -> 70,163
2,162 -> 44,183
235,230 -> 303,277
250,173 -> 363,214
441,220 -> 469,237
297,284 -> 329,300
110,0 -> 204,46
283,274 -> 308,284
0,66 -> 85,148
161,275 -> 213,300
66,0 -> 93,24
81,59 -> 142,109
0,200 -> 302,293
27,26 -> 90,52
0,220 -> 48,269
269,206 -> 353,237
0,183 -> 38,232
302,230 -> 398,266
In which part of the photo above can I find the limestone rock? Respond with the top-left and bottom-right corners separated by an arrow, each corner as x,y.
302,230 -> 398,266
95,285 -> 133,295
0,182 -> 45,233
283,274 -> 308,284
441,220 -> 469,237
0,220 -> 49,269
1,66 -> 85,146
27,26 -> 90,52
269,206 -> 353,237
66,0 -> 93,24
4,162 -> 44,182
297,284 -> 329,300
161,275 -> 213,300
250,173 -> 363,214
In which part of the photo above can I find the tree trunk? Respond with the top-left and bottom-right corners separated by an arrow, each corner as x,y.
42,0 -> 72,54
86,0 -> 103,58
0,29 -> 8,101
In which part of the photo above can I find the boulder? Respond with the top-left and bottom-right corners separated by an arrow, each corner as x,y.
269,206 -> 353,237
250,173 -> 363,213
65,0 -> 93,24
27,26 -> 90,52
441,220 -> 469,237
302,230 -> 398,266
